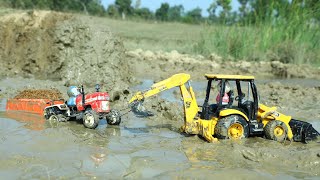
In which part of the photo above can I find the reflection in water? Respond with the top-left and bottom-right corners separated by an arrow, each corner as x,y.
5,111 -> 46,130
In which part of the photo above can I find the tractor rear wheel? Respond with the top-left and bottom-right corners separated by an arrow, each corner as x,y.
106,109 -> 121,125
83,109 -> 99,129
215,115 -> 249,139
264,120 -> 288,142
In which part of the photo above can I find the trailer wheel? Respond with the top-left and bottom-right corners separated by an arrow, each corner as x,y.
215,115 -> 249,139
264,120 -> 288,142
106,109 -> 121,125
44,109 -> 50,120
83,109 -> 99,129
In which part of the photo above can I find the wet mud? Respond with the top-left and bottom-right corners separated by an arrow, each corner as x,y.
0,10 -> 319,179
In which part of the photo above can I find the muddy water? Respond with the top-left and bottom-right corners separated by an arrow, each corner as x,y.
0,79 -> 320,179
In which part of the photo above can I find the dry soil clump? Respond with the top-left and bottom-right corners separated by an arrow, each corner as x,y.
14,89 -> 63,99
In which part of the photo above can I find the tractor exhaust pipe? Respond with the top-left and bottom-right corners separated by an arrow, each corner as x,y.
81,85 -> 85,105
289,119 -> 319,143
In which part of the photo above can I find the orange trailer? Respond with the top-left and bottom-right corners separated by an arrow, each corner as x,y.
6,99 -> 64,115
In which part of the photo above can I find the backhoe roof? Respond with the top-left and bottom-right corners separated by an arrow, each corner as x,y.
205,74 -> 255,80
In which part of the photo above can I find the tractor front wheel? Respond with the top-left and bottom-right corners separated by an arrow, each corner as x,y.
264,120 -> 288,142
106,109 -> 121,125
215,115 -> 249,139
83,110 -> 99,129
47,114 -> 66,128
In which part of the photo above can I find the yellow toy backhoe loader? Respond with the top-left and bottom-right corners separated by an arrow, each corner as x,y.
129,73 -> 319,143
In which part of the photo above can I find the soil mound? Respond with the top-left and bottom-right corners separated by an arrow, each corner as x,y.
0,10 -> 131,90
14,89 -> 63,99
126,49 -> 320,80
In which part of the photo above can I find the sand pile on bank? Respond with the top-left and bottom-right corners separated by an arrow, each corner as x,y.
126,49 -> 320,80
14,89 -> 63,99
0,10 -> 132,90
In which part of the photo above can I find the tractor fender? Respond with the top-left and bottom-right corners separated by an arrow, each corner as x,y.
219,109 -> 249,122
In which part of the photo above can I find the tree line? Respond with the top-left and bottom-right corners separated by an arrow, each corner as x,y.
1,0 -> 319,25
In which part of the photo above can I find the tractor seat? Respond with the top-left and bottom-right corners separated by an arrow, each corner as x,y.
67,97 -> 77,107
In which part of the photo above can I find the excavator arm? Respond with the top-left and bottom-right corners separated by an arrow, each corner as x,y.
129,73 -> 191,103
129,73 -> 213,140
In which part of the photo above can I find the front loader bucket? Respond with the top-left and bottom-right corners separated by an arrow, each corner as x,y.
289,119 -> 319,143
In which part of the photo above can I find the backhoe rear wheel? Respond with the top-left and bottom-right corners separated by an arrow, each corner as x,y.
215,115 -> 249,139
264,120 -> 288,142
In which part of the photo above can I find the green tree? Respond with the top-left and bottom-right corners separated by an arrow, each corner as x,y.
238,0 -> 249,23
134,7 -> 153,20
168,5 -> 184,21
217,0 -> 232,22
207,2 -> 218,23
106,4 -> 119,17
183,7 -> 202,24
155,3 -> 169,21
115,0 -> 132,19
86,0 -> 105,16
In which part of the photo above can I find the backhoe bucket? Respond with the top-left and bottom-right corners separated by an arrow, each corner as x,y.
289,119 -> 319,143
130,101 -> 154,117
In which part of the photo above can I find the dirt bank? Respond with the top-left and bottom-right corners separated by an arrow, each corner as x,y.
0,10 -> 132,92
126,49 -> 320,81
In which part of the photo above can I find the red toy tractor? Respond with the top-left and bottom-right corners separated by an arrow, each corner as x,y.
44,84 -> 121,129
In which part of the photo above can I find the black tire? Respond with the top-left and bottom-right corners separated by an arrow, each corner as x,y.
83,109 -> 99,129
48,114 -> 67,122
106,109 -> 121,125
58,114 -> 69,122
264,120 -> 288,142
49,114 -> 59,122
44,109 -> 50,120
48,114 -> 61,128
215,115 -> 249,139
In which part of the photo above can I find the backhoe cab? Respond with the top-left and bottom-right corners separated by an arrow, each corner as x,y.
129,73 -> 319,143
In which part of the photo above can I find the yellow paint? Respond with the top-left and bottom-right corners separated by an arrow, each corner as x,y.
219,109 -> 249,121
258,103 -> 293,140
129,73 -> 296,142
228,123 -> 244,139
274,126 -> 284,137
205,74 -> 254,80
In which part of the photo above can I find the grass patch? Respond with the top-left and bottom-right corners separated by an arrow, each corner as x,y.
195,22 -> 320,65
104,16 -> 319,65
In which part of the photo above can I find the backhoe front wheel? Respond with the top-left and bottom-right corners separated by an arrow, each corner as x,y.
83,109 -> 99,129
264,120 -> 288,142
215,115 -> 249,139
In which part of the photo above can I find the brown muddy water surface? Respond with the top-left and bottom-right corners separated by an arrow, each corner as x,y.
0,79 -> 319,179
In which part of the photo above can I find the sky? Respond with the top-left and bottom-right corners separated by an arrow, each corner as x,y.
101,0 -> 240,17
